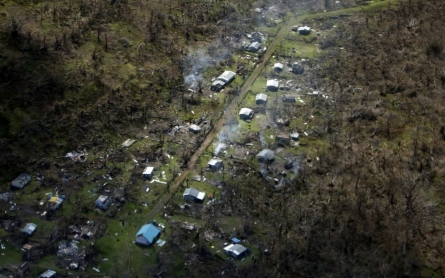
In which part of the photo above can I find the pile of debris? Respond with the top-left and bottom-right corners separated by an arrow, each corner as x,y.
57,241 -> 80,257
0,192 -> 13,202
66,151 -> 88,163
180,222 -> 197,231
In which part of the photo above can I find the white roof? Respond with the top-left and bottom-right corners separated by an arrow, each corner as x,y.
308,91 -> 320,96
256,93 -> 267,101
224,244 -> 247,255
208,157 -> 222,166
218,71 -> 236,83
96,195 -> 108,202
249,42 -> 261,49
184,188 -> 205,200
121,139 -> 136,147
239,108 -> 253,116
197,192 -> 206,201
267,80 -> 279,88
143,167 -> 154,175
274,63 -> 283,69
298,26 -> 311,31
22,223 -> 37,234
212,80 -> 225,86
189,124 -> 201,131
40,269 -> 56,278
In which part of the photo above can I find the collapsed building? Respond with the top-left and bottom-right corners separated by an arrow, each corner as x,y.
11,173 -> 31,189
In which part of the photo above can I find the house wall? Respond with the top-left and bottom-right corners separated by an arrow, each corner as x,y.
184,195 -> 195,202
267,86 -> 278,92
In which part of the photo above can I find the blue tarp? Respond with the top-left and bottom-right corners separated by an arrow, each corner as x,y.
231,237 -> 240,244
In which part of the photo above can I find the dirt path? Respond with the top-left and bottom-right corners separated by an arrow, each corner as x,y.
146,1 -> 394,220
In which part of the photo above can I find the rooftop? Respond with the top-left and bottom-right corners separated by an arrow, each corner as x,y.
257,149 -> 275,160
136,223 -> 161,245
121,139 -> 136,148
48,196 -> 63,209
208,157 -> 223,166
267,80 -> 279,87
189,124 -> 201,132
256,93 -> 268,102
143,167 -> 154,175
22,223 -> 37,235
11,173 -> 31,189
298,26 -> 311,31
39,269 -> 56,278
184,188 -> 205,200
96,195 -> 109,204
239,107 -> 253,116
224,244 -> 247,256
212,79 -> 225,86
274,63 -> 284,69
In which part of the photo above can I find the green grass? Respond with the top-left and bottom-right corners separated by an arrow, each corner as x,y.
0,238 -> 23,268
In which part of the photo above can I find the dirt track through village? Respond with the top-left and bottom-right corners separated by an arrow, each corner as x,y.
146,1 -> 394,220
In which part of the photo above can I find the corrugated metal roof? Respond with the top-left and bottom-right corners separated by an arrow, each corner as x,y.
22,223 -> 37,235
239,108 -> 253,116
257,149 -> 275,160
256,93 -> 268,102
143,167 -> 154,175
208,157 -> 222,166
184,188 -> 200,198
39,269 -> 56,278
136,223 -> 161,245
267,80 -> 279,88
224,244 -> 247,256
218,71 -> 236,83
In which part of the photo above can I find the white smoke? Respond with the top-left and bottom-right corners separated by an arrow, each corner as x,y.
214,124 -> 240,156
182,41 -> 234,90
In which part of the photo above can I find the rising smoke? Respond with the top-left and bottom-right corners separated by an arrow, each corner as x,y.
182,41 -> 234,91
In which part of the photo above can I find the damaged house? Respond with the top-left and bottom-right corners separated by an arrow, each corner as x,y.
251,32 -> 264,42
276,133 -> 290,146
189,124 -> 201,133
47,196 -> 63,210
257,149 -> 275,163
11,173 -> 31,189
291,62 -> 304,74
247,41 -> 261,52
282,94 -> 297,103
22,223 -> 37,236
208,157 -> 223,171
39,269 -> 57,278
95,195 -> 111,210
210,80 -> 226,92
274,63 -> 284,72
